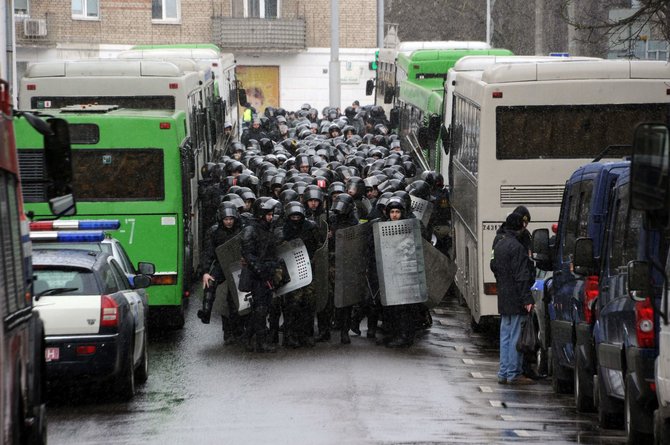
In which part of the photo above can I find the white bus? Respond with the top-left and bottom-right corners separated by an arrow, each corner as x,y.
443,59 -> 670,325
118,46 -> 240,141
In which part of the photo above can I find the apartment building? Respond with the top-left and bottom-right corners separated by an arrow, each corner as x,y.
14,0 -> 378,110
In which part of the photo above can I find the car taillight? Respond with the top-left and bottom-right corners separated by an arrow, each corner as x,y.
76,345 -> 96,355
635,297 -> 655,348
484,282 -> 497,295
583,275 -> 599,324
100,295 -> 119,328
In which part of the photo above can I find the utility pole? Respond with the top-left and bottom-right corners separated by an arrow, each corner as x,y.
377,0 -> 384,49
329,0 -> 341,109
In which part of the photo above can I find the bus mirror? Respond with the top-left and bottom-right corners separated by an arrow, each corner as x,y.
630,123 -> 670,226
366,79 -> 374,96
21,111 -> 53,136
417,127 -> 429,149
627,260 -> 650,302
238,88 -> 247,106
573,237 -> 596,276
440,123 -> 450,155
44,118 -> 76,213
531,228 -> 552,271
389,107 -> 399,130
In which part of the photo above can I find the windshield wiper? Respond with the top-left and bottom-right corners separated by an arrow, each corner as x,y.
36,287 -> 79,298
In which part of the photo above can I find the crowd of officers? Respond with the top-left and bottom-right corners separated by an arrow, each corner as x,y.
197,102 -> 451,353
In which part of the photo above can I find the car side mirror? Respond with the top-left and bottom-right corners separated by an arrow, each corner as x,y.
440,123 -> 450,155
137,262 -> 155,275
573,237 -> 596,276
384,87 -> 394,104
133,274 -> 152,289
365,79 -> 374,96
531,228 -> 552,271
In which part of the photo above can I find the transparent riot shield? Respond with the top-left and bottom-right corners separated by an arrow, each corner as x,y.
374,218 -> 428,306
410,195 -> 434,227
422,239 -> 457,308
274,238 -> 313,296
334,223 -> 372,308
215,234 -> 252,314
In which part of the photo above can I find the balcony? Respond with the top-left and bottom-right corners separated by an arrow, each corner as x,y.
212,17 -> 306,53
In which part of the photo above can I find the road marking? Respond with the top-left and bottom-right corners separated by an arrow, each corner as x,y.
471,372 -> 484,378
480,386 -> 493,393
490,400 -> 503,407
463,359 -> 475,364
514,430 -> 531,437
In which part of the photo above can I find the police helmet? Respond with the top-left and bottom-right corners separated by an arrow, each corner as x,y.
217,201 -> 239,222
279,189 -> 299,205
392,191 -> 412,215
331,193 -> 355,215
252,197 -> 280,219
304,185 -> 324,203
328,181 -> 346,196
346,176 -> 365,199
222,193 -> 245,212
237,187 -> 256,203
406,180 -> 431,201
285,201 -> 306,219
201,162 -> 217,179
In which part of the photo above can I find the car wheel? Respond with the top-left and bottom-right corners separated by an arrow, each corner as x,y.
625,373 -> 653,444
135,329 -> 149,384
115,341 -> 136,401
575,352 -> 595,412
551,337 -> 573,394
598,367 -> 624,429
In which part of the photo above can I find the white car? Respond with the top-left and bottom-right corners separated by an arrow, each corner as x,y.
32,248 -> 151,400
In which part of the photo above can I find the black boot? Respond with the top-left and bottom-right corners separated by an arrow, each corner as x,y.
387,306 -> 413,348
340,307 -> 352,345
283,308 -> 300,349
197,290 -> 215,324
256,332 -> 277,353
315,311 -> 331,342
350,306 -> 362,336
367,312 -> 378,339
222,316 -> 236,345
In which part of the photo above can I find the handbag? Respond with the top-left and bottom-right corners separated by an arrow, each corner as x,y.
516,312 -> 538,354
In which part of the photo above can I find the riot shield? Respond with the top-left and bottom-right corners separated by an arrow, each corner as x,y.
274,239 -> 313,296
410,196 -> 434,227
422,239 -> 457,308
374,219 -> 428,306
215,234 -> 251,314
313,229 -> 330,313
334,223 -> 372,308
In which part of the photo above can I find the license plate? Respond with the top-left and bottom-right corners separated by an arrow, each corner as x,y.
45,347 -> 59,362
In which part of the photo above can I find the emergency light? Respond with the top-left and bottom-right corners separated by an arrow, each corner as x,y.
29,220 -> 120,231
30,230 -> 106,242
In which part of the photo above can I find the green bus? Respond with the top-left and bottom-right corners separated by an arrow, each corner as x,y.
17,105 -> 191,328
395,46 -> 513,170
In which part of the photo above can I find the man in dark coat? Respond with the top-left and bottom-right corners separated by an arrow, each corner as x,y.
490,212 -> 535,385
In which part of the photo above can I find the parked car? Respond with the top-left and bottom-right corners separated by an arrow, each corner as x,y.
29,219 -> 156,285
32,247 -> 151,400
575,167 -> 661,442
533,161 -> 629,412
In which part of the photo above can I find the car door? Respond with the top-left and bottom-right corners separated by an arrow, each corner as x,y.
109,259 -> 145,364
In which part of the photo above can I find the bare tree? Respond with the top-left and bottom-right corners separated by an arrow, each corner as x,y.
561,0 -> 670,51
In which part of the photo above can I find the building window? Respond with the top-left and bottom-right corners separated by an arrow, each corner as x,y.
14,0 -> 29,16
152,0 -> 180,22
72,0 -> 99,19
232,0 -> 280,18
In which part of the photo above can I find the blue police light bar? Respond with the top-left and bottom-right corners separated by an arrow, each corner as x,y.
30,220 -> 120,231
549,52 -> 570,57
30,230 -> 106,242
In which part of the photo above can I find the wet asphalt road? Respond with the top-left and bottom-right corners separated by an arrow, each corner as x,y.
45,290 -> 627,445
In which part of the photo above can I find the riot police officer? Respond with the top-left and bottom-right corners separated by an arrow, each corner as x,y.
198,202 -> 244,344
240,197 -> 283,353
282,201 -> 324,347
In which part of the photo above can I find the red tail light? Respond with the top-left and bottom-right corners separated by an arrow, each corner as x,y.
583,275 -> 599,324
100,295 -> 119,328
169,83 -> 179,89
484,282 -> 497,295
76,345 -> 96,355
635,297 -> 655,348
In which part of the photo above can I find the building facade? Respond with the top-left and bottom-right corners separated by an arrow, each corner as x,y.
13,0 -> 378,110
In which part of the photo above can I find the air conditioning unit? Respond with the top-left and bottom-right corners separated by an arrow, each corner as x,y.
23,19 -> 47,37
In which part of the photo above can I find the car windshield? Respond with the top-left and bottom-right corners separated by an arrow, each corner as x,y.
33,268 -> 100,296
